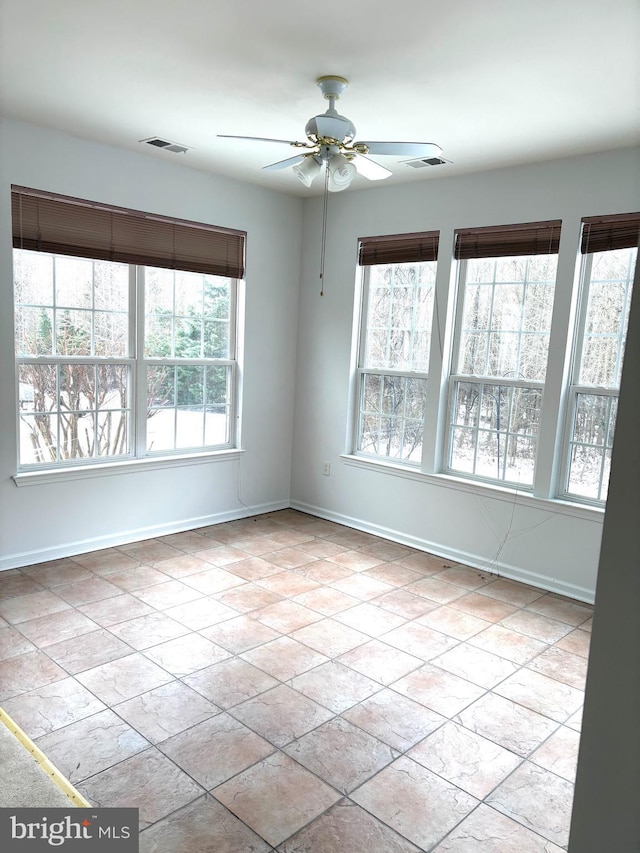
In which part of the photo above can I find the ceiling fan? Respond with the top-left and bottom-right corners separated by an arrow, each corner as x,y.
218,75 -> 444,191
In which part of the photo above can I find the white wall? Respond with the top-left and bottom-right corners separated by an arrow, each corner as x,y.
291,147 -> 640,601
0,119 -> 302,568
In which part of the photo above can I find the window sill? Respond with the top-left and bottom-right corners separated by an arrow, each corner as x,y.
340,454 -> 605,522
13,449 -> 244,488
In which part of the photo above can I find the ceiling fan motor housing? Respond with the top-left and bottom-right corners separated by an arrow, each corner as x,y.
305,112 -> 356,145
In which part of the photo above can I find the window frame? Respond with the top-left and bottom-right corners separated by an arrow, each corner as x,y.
14,251 -> 240,473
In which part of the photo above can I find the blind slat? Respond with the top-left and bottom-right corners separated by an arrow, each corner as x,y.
455,220 -> 562,260
581,212 -> 640,254
11,186 -> 245,279
359,231 -> 439,266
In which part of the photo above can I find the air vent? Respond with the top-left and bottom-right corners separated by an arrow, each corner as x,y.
403,156 -> 450,169
140,137 -> 190,154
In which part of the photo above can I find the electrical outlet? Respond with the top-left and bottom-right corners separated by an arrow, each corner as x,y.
322,462 -> 331,476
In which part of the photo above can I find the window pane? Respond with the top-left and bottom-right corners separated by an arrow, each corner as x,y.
147,409 -> 176,452
55,256 -> 93,309
566,393 -> 616,502
457,255 -> 557,381
449,380 -> 541,486
19,414 -> 58,465
363,262 -> 436,372
358,373 -> 427,463
15,306 -> 53,356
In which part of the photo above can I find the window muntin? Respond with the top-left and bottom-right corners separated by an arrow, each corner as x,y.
447,253 -> 558,487
563,245 -> 637,503
15,250 -> 236,469
356,260 -> 436,463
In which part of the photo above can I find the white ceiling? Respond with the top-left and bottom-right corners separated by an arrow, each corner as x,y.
1,0 -> 639,197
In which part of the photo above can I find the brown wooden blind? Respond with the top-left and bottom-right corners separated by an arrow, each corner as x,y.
11,186 -> 245,279
581,212 -> 640,254
454,220 -> 562,260
359,231 -> 439,266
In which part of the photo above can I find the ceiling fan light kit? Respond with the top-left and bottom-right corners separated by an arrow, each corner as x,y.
218,75 -> 444,192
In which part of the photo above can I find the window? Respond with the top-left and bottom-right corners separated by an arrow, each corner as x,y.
562,213 -> 639,502
355,232 -> 439,463
12,186 -> 244,470
446,221 -> 561,487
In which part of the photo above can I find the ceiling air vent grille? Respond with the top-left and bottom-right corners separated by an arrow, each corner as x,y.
404,157 -> 449,168
140,137 -> 190,154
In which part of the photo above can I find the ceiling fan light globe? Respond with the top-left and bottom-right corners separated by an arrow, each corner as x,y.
328,153 -> 357,191
293,156 -> 321,187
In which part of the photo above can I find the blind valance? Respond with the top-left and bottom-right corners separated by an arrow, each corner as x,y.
454,220 -> 562,260
11,186 -> 245,279
581,212 -> 640,254
359,231 -> 439,266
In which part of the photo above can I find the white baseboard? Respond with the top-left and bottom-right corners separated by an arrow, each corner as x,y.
291,499 -> 596,605
0,500 -> 289,572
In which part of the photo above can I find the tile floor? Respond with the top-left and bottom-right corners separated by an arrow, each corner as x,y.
0,510 -> 593,852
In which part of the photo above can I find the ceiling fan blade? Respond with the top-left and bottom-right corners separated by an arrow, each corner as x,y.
262,154 -> 307,171
357,141 -> 443,158
217,134 -> 303,146
353,153 -> 392,181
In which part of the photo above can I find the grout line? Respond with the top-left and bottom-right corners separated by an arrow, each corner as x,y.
0,704 -> 92,808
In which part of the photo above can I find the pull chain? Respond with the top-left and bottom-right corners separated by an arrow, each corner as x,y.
319,161 -> 330,296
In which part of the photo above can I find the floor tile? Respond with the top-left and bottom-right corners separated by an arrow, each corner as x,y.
362,562 -> 423,587
432,803 -> 565,852
351,755 -> 478,851
241,636 -> 329,682
565,706 -> 583,732
73,549 -> 140,575
381,621 -> 459,661
107,565 -> 172,592
408,721 -> 522,798
433,565 -> 492,590
554,628 -> 591,658
375,588 -> 440,619
115,681 -> 219,743
493,668 -> 583,722
279,798 -> 422,853
139,795 -> 272,853
330,574 -> 394,601
393,552 -> 450,574
253,600 -> 321,633
180,567 -> 246,595
23,561 -> 94,588
0,590 -> 70,624
530,725 -> 581,781
333,602 -> 407,636
256,571 -> 320,597
107,612 -> 189,650
2,676 -> 106,738
214,583 -> 284,614
499,609 -> 573,644
478,579 -> 545,607
407,577 -> 467,604
295,540 -> 350,559
46,628 -> 132,674
525,594 -> 592,627
76,652 -> 173,704
292,618 -> 369,657
229,683 -> 333,747
163,597 -> 238,630
160,713 -> 275,788
16,609 -> 99,648
284,717 -> 397,793
213,752 -> 340,847
0,649 -> 67,700
35,708 -> 150,782
359,540 -> 413,561
338,639 -> 424,685
263,547 -> 317,570
431,643 -> 519,688
451,592 -> 519,622
486,761 -> 574,847
392,663 -> 484,717
296,560 -> 353,584
290,660 -> 381,714
343,688 -> 445,751
0,573 -> 45,599
80,748 -> 203,830
0,625 -> 37,661
526,646 -> 589,689
225,555 -> 285,579
151,554 -> 212,578
135,580 -> 203,610
55,576 -> 122,606
293,586 -> 360,616
142,632 -> 230,676
454,693 -> 558,757
469,624 -> 548,664
184,658 -> 278,709
199,614 -> 281,653
120,541 -> 184,565
326,550 -> 384,572
78,593 -> 155,627
157,531 -> 212,553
